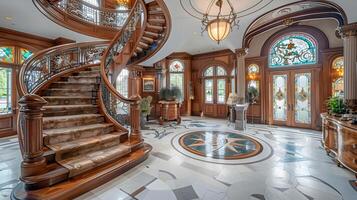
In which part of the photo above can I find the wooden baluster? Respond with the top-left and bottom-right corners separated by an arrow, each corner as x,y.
18,94 -> 47,180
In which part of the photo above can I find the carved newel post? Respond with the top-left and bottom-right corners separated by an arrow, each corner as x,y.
129,70 -> 142,144
18,94 -> 47,181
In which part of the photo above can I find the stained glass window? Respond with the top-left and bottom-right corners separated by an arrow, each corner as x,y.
116,69 -> 129,98
295,73 -> 311,124
0,46 -> 15,63
205,79 -> 213,103
273,75 -> 288,121
0,67 -> 12,114
20,48 -> 33,64
169,61 -> 184,101
269,33 -> 317,67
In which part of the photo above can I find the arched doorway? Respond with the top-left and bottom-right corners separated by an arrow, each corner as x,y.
202,65 -> 228,118
264,31 -> 322,129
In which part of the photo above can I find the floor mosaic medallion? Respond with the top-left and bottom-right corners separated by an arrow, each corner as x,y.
178,131 -> 262,160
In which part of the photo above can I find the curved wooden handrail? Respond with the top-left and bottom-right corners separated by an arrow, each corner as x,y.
128,0 -> 171,66
100,0 -> 147,105
18,41 -> 109,97
33,0 -> 131,39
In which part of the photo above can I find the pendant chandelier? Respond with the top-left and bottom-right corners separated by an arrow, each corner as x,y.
180,0 -> 239,44
116,0 -> 130,8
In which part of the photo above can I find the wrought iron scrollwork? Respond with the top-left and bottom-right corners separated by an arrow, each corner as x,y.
55,0 -> 129,27
99,1 -> 144,130
22,44 -> 107,93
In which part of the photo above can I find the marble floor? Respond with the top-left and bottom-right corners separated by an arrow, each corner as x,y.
1,117 -> 356,200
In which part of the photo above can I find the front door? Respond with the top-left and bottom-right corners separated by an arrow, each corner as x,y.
269,69 -> 314,128
0,65 -> 17,137
203,77 -> 227,118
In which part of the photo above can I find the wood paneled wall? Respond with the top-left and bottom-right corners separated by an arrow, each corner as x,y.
0,27 -> 74,138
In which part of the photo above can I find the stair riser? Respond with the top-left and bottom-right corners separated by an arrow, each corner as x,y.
43,116 -> 104,129
62,77 -> 99,84
44,90 -> 97,97
44,126 -> 115,145
59,139 -> 120,161
74,71 -> 100,77
44,98 -> 96,105
50,83 -> 98,90
43,107 -> 99,117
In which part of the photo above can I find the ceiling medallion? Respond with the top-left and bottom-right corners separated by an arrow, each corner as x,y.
180,0 -> 275,44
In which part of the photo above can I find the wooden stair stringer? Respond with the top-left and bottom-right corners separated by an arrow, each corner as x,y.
11,143 -> 152,200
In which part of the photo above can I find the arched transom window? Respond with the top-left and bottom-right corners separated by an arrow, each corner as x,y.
269,33 -> 318,67
203,66 -> 227,104
169,61 -> 184,100
332,56 -> 344,97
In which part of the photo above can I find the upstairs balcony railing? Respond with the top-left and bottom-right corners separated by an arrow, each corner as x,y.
56,0 -> 130,27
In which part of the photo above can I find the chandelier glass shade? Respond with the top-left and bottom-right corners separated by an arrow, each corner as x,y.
207,19 -> 231,43
116,0 -> 130,7
180,0 -> 274,44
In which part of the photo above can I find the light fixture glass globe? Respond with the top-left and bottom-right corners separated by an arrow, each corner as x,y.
207,19 -> 231,43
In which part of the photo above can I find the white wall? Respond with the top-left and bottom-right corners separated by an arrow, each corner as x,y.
247,19 -> 342,58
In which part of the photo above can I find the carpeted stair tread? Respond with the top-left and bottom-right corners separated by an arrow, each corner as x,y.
43,114 -> 102,121
43,123 -> 115,145
45,88 -> 97,92
44,104 -> 98,109
51,81 -> 98,85
43,96 -> 95,99
43,123 -> 113,137
47,133 -> 121,153
58,144 -> 131,177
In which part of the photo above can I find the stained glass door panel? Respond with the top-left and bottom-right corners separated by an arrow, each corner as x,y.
294,73 -> 311,124
272,74 -> 288,122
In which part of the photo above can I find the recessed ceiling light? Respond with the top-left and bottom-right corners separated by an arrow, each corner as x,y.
4,16 -> 13,21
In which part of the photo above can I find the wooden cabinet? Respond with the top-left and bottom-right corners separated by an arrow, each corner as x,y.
321,114 -> 357,175
158,101 -> 181,125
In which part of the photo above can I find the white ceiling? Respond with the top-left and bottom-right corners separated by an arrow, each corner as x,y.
0,0 -> 356,65
0,0 -> 98,42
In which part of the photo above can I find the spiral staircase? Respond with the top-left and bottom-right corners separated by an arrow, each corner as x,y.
11,0 -> 170,199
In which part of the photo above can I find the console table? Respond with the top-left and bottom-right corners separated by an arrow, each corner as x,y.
158,101 -> 181,125
321,113 -> 357,178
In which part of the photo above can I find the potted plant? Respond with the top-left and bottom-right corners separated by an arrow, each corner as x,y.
326,96 -> 347,117
139,96 -> 152,128
247,86 -> 259,104
159,86 -> 182,102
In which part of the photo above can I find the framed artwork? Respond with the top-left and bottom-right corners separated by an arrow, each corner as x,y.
143,78 -> 155,92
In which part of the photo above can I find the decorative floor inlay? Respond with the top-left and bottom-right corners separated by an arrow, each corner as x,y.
178,131 -> 262,160
171,128 -> 273,165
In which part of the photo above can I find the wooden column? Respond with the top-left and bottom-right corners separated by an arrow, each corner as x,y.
18,94 -> 47,179
339,23 -> 357,110
236,48 -> 248,102
129,70 -> 142,144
